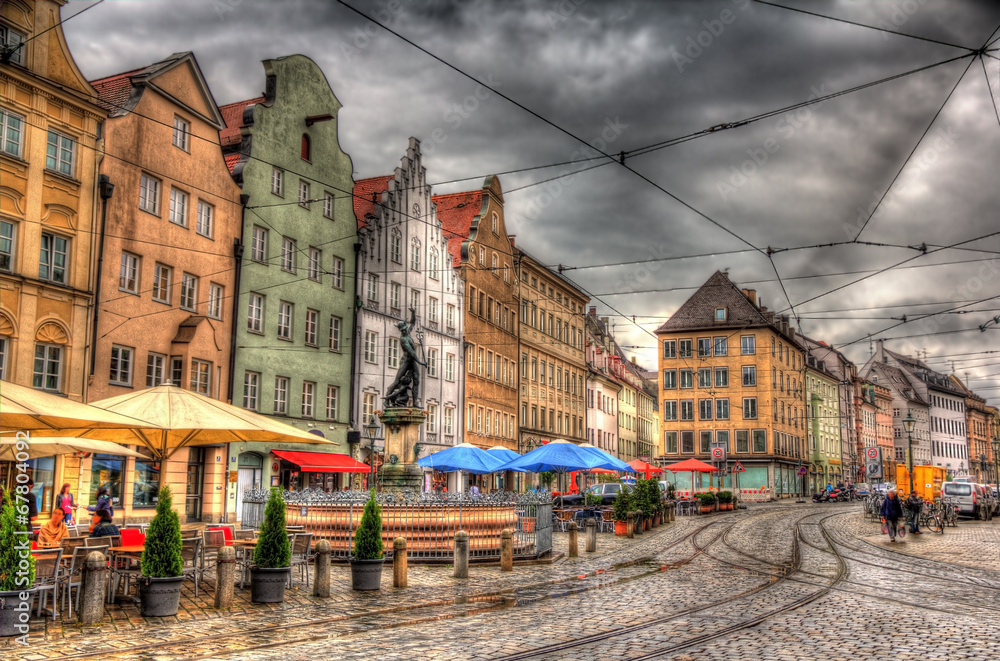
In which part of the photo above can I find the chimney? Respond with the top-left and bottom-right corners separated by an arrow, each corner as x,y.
742,289 -> 757,306
601,317 -> 609,328
589,306 -> 597,317
630,355 -> 637,364
508,235 -> 515,248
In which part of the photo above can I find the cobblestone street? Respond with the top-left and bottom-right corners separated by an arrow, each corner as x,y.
6,503 -> 1000,660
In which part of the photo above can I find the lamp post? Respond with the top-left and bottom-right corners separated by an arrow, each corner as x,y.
364,417 -> 380,491
992,438 -> 999,487
902,410 -> 916,494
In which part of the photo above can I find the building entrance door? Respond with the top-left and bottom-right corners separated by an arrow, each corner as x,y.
235,452 -> 262,521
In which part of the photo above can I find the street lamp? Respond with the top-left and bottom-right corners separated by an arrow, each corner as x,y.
902,409 -> 916,494
992,438 -> 999,487
364,417 -> 380,491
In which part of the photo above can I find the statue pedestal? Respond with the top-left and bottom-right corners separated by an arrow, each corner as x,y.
378,407 -> 427,493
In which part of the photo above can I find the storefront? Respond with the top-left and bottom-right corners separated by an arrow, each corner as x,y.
270,450 -> 370,492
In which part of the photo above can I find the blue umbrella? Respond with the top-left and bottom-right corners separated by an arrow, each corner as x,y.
499,439 -> 613,474
578,443 -> 634,473
486,446 -> 521,463
418,443 -> 506,475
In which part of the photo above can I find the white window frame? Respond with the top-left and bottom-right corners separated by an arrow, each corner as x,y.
139,174 -> 160,214
45,131 -> 75,177
119,252 -> 139,294
387,337 -> 399,369
247,293 -> 264,333
273,377 -> 288,415
427,348 -> 438,378
153,263 -> 171,303
38,233 -> 68,284
190,359 -> 211,394
329,316 -> 342,352
0,109 -> 24,158
302,381 -> 315,418
109,345 -> 133,386
445,353 -> 455,381
323,192 -> 334,219
331,256 -> 344,289
364,331 -> 378,363
298,180 -> 310,208
196,200 -> 214,238
146,352 -> 165,387
172,116 -> 190,151
281,237 -> 295,272
33,343 -> 62,392
208,283 -> 223,320
389,282 -> 401,310
304,308 -> 318,346
1,26 -> 25,65
428,296 -> 439,323
251,226 -> 267,262
326,385 -> 339,421
277,301 -> 293,340
308,247 -> 321,282
0,219 -> 14,272
243,372 -> 260,410
180,273 -> 197,311
271,168 -> 284,196
169,188 -> 188,227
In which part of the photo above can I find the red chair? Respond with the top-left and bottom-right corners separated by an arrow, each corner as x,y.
119,528 -> 145,546
209,526 -> 234,546
31,540 -> 38,550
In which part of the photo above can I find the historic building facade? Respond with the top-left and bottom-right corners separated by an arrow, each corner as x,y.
873,382 -> 895,481
515,248 -> 588,452
804,351 -> 841,493
435,175 -> 515,453
952,375 -> 993,483
655,271 -> 806,498
220,55 -> 357,508
85,52 -> 241,522
585,310 -> 622,457
352,138 -> 464,478
0,0 -> 104,520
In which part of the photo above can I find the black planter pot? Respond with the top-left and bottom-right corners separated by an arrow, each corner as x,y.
138,576 -> 183,617
250,567 -> 289,603
1,590 -> 30,637
350,558 -> 385,591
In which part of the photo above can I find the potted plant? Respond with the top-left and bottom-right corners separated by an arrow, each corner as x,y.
351,490 -> 385,591
637,480 -> 654,530
717,491 -> 733,511
138,485 -> 184,617
612,485 -> 633,536
649,481 -> 663,526
1,486 -> 34,638
251,487 -> 291,603
696,492 -> 716,514
584,492 -> 602,508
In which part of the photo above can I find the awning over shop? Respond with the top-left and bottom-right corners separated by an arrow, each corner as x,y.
271,450 -> 370,473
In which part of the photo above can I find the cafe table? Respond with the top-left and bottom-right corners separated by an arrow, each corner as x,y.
233,538 -> 258,588
106,545 -> 144,603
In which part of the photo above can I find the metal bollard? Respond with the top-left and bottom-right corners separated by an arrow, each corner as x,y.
215,546 -> 236,608
585,518 -> 597,553
313,539 -> 332,598
453,530 -> 469,579
567,521 -> 579,557
500,529 -> 513,572
78,551 -> 108,626
393,538 -> 408,588
626,512 -> 634,539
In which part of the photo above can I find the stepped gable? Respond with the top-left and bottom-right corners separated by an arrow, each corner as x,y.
433,190 -> 483,267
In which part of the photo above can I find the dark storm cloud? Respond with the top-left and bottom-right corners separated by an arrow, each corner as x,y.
63,0 -> 1000,403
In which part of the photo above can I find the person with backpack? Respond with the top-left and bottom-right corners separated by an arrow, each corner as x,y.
905,491 -> 923,534
881,490 -> 904,542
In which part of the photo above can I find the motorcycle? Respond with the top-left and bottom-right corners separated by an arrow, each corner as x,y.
812,491 -> 832,503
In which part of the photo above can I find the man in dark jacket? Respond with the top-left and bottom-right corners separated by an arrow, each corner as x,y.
905,491 -> 923,534
881,490 -> 904,542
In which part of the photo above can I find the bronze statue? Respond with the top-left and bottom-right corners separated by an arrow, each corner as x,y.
383,307 -> 426,408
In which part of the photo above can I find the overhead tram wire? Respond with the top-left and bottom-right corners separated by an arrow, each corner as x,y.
852,55 -> 978,242
0,0 -> 105,63
752,1 -> 979,51
982,56 -> 1000,128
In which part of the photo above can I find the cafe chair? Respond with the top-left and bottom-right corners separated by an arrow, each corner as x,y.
180,537 -> 203,597
60,544 -> 107,615
289,533 -> 314,588
30,548 -> 63,620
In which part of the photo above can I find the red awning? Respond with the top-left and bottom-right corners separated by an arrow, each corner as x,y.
271,450 -> 370,473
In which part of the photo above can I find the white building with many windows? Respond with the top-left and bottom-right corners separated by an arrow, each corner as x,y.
352,138 -> 464,475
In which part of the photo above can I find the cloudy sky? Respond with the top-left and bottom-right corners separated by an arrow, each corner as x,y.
64,0 -> 1000,405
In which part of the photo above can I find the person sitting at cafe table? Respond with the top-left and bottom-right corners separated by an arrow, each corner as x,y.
86,486 -> 113,532
37,508 -> 70,548
89,509 -> 120,538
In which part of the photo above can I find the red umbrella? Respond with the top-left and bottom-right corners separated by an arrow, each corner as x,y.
628,459 -> 663,480
665,458 -> 718,496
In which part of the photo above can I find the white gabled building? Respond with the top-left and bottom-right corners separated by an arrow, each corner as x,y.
352,138 -> 465,477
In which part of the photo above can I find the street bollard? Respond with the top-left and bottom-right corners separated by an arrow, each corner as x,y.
393,537 -> 408,588
453,530 -> 469,579
626,512 -> 634,539
500,529 -> 513,572
634,511 -> 644,536
214,546 -> 236,609
78,551 -> 108,626
585,518 -> 597,553
313,539 -> 332,598
567,520 -> 579,557
669,505 -> 676,523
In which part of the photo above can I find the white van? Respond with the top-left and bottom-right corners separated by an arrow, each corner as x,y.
942,482 -> 978,517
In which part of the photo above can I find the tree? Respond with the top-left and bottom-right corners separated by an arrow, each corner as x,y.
353,490 -> 384,560
612,484 -> 633,522
141,485 -> 183,577
0,486 -> 35,591
253,488 -> 291,568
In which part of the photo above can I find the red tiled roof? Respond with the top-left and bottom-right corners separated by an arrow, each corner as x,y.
353,175 -> 393,229
219,97 -> 264,147
433,190 -> 482,267
224,152 -> 241,174
90,67 -> 146,114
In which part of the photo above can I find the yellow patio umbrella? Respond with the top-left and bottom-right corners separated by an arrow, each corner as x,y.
69,383 -> 332,459
1,380 -> 155,433
0,436 -> 146,461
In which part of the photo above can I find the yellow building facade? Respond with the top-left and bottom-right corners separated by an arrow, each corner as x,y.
656,271 -> 807,498
1,0 -> 106,521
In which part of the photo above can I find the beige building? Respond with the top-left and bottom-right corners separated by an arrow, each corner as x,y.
515,248 -> 588,451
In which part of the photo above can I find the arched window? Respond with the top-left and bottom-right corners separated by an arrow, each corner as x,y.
301,134 -> 311,161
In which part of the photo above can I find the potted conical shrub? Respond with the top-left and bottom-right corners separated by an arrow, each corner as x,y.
1,486 -> 35,638
351,490 -> 385,590
138,485 -> 184,617
718,491 -> 733,511
251,488 -> 291,603
612,484 -> 633,536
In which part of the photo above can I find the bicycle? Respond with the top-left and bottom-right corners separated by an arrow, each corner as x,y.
917,500 -> 943,534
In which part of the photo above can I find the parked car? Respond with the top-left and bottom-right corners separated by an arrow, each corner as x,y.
942,482 -> 979,517
560,482 -> 625,506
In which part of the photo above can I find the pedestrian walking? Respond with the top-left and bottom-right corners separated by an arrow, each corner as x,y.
881,489 -> 904,542
905,491 -> 923,534
56,483 -> 76,526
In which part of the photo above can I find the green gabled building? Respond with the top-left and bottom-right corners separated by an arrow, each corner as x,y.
220,55 -> 357,519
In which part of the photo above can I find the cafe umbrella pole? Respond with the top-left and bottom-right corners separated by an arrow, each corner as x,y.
365,417 -> 379,491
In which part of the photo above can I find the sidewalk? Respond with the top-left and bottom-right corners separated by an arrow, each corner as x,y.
861,519 -> 1000,572
4,518 -> 701,660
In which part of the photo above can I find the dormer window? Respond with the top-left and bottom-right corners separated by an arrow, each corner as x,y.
715,307 -> 727,322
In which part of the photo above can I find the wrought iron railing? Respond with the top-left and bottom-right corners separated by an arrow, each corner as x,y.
241,489 -> 552,562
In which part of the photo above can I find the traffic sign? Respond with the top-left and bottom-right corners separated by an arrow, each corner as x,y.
732,461 -> 745,473
797,466 -> 808,477
710,447 -> 725,461
866,447 -> 879,460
